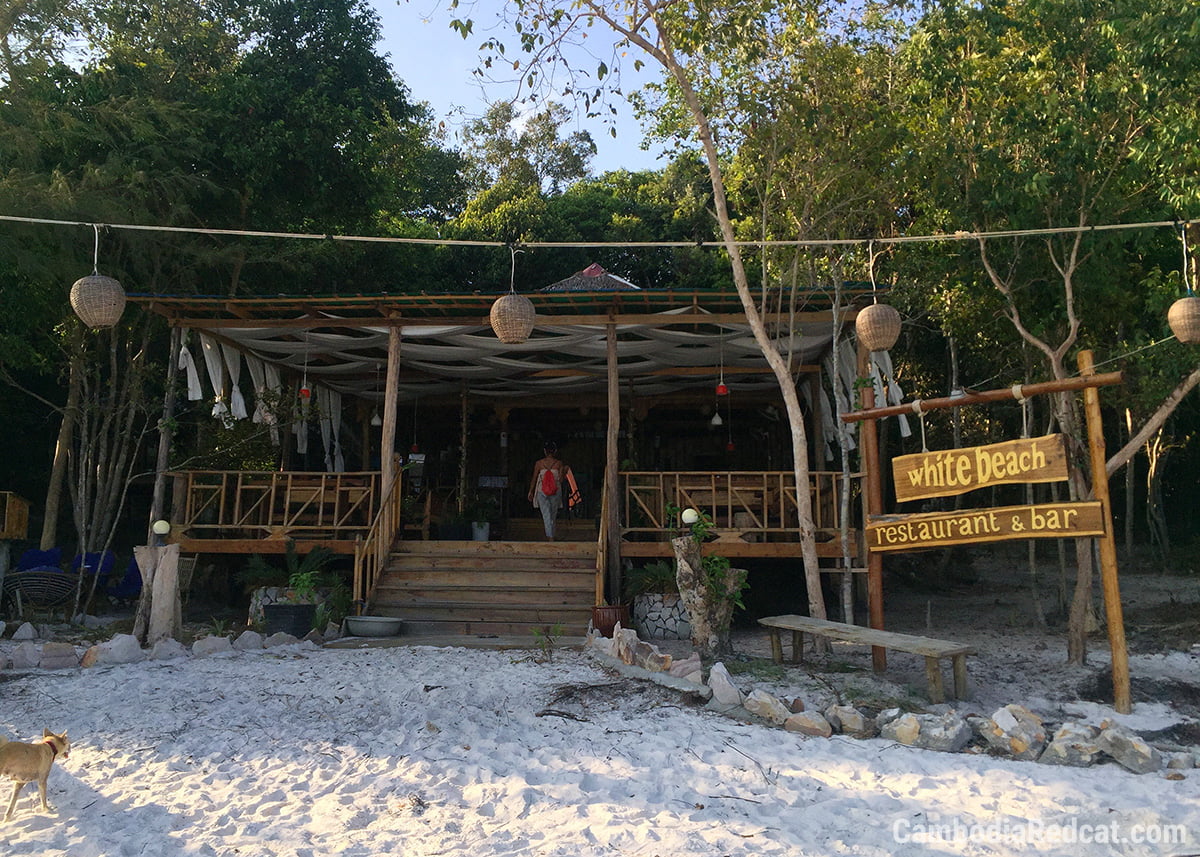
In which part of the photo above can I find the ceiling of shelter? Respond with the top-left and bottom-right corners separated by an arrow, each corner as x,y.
132,289 -> 868,405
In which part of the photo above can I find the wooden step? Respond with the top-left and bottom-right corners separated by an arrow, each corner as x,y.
385,554 -> 595,573
391,540 -> 596,558
369,537 -> 600,639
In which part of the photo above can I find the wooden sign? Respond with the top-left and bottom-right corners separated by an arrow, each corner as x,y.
891,434 -> 1069,503
867,501 -> 1105,553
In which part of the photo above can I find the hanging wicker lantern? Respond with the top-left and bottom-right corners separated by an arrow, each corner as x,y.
489,293 -> 536,344
70,274 -> 126,329
1168,296 -> 1200,345
856,303 -> 902,352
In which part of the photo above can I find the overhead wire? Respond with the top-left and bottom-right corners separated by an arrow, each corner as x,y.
1,212 -> 1197,251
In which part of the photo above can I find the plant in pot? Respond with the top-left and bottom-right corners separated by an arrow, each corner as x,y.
624,560 -> 692,641
240,542 -> 335,637
464,491 -> 500,541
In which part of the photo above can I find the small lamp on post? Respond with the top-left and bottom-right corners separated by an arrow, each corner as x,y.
151,519 -> 171,547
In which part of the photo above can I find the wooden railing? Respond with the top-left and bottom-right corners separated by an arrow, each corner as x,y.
621,470 -> 861,543
169,470 -> 381,539
353,472 -> 406,612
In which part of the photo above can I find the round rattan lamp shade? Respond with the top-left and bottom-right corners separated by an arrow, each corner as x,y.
856,302 -> 902,352
1168,296 -> 1200,345
70,274 -> 126,329
489,293 -> 536,344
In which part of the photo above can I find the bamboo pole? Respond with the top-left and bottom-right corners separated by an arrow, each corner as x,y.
841,371 -> 1123,423
1079,350 -> 1131,714
148,326 -> 181,539
857,341 -> 886,672
380,319 -> 401,492
605,322 -> 621,600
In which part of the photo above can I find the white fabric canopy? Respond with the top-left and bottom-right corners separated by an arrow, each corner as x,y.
199,334 -> 229,420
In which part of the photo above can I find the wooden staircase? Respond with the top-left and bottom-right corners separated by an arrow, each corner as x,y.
367,539 -> 598,637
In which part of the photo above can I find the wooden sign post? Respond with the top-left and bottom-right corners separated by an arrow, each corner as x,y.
843,351 -> 1131,714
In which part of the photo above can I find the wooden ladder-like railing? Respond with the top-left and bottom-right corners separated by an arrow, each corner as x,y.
352,472 -> 405,613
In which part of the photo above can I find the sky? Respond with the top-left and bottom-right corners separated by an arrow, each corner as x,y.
369,0 -> 669,175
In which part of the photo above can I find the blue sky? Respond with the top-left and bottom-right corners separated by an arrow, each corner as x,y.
369,0 -> 669,175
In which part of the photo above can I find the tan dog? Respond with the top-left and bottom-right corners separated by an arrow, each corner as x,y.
0,729 -> 70,822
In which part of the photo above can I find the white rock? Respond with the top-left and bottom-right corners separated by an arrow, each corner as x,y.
12,622 -> 38,641
1096,722 -> 1163,774
614,628 -> 639,665
784,711 -> 833,737
668,652 -> 702,678
983,704 -> 1046,760
263,632 -> 300,648
39,641 -> 79,670
1038,722 -> 1101,767
233,630 -> 264,651
193,636 -> 235,657
707,662 -> 743,707
744,690 -> 791,725
150,639 -> 190,660
10,642 -> 40,669
102,634 -> 146,665
881,713 -> 921,745
826,704 -> 874,737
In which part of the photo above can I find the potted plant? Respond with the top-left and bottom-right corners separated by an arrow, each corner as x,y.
624,560 -> 691,640
240,542 -> 336,637
464,491 -> 500,541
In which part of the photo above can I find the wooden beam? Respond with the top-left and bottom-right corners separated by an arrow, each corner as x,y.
164,310 -> 849,330
842,372 -> 1124,423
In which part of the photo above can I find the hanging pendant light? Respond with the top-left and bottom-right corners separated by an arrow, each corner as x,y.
1169,225 -> 1200,344
70,225 -> 126,329
715,329 -> 729,395
855,240 -> 902,352
490,246 -> 535,344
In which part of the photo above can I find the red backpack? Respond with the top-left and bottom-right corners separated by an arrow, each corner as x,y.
540,468 -> 557,496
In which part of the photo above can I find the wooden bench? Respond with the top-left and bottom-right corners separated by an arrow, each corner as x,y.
758,614 -> 975,703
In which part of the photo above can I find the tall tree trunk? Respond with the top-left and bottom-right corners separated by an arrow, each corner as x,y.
41,334 -> 84,550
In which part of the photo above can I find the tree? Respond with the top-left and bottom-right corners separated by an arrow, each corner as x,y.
457,0 -> 908,622
899,0 -> 1200,661
461,100 -> 595,193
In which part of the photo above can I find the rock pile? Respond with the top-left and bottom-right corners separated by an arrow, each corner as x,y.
584,623 -> 1194,776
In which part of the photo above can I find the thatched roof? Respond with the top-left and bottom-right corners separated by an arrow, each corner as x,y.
540,263 -> 640,292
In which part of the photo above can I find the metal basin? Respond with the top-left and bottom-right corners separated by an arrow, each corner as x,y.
344,616 -> 404,637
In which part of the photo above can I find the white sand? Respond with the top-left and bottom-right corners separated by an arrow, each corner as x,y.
2,636 -> 1197,857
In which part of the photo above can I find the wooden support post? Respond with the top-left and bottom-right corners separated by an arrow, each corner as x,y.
924,657 -> 946,704
856,341 -> 887,672
605,322 -> 621,600
381,320 -> 401,492
148,327 -> 181,541
458,385 -> 469,515
1079,350 -> 1131,714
